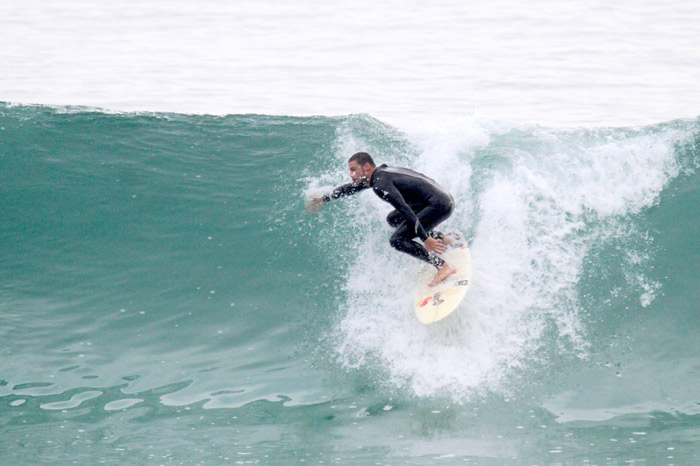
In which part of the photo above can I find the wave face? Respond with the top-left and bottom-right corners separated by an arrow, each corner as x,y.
2,103 -> 699,464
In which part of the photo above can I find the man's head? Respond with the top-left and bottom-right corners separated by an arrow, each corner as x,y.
347,152 -> 376,182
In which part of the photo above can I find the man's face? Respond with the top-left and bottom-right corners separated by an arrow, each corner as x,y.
348,161 -> 367,182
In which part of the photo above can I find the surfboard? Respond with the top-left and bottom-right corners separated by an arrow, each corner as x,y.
413,232 -> 472,324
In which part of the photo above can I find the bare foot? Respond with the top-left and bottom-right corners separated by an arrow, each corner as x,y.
428,263 -> 457,287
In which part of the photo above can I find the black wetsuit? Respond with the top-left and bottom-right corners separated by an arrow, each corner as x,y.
323,164 -> 454,268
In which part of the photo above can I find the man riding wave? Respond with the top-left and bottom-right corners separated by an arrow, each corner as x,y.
307,152 -> 457,287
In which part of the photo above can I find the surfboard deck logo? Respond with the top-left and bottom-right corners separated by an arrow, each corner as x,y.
416,293 -> 445,308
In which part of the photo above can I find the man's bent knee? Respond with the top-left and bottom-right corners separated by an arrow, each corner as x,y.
386,210 -> 403,228
389,235 -> 405,251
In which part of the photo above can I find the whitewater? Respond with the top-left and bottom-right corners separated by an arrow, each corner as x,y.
3,0 -> 700,465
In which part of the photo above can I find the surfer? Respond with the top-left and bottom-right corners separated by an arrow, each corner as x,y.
307,152 -> 457,287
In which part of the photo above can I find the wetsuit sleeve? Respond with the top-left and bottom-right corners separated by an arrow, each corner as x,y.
322,181 -> 369,202
373,179 -> 429,241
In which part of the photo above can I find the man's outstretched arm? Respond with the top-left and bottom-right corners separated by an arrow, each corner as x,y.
306,181 -> 369,212
323,181 -> 369,201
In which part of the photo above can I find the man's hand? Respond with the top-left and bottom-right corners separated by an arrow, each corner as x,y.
306,196 -> 325,213
424,237 -> 447,254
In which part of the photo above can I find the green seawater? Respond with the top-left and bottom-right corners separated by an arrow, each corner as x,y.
1,103 -> 700,465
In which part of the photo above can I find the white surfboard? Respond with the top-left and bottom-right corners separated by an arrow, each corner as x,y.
413,232 -> 472,324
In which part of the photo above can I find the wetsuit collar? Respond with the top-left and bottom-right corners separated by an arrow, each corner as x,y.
370,164 -> 387,186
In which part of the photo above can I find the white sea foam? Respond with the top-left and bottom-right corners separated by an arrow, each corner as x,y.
330,118 -> 690,400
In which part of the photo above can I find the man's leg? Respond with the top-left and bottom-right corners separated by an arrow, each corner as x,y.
388,203 -> 453,268
388,209 -> 448,239
386,210 -> 404,228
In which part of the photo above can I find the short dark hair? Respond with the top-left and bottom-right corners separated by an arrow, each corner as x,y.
348,152 -> 375,167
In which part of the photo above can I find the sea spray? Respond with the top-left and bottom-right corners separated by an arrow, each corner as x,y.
326,117 -> 697,401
